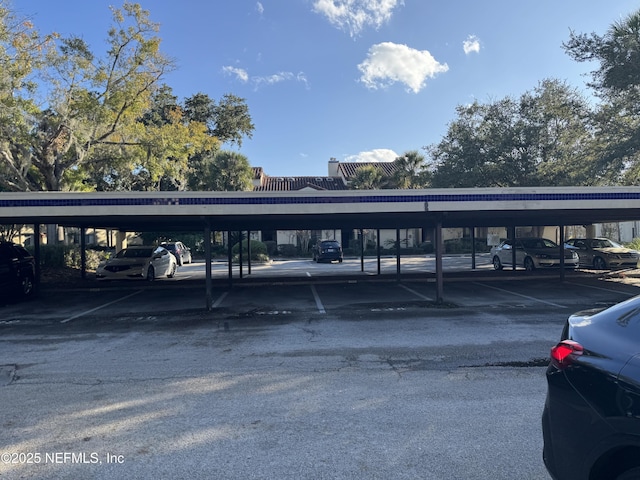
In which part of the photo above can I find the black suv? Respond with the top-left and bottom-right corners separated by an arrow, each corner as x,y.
0,242 -> 36,300
312,240 -> 343,263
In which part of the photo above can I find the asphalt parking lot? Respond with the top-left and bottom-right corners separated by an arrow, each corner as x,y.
2,256 -> 640,479
2,255 -> 638,326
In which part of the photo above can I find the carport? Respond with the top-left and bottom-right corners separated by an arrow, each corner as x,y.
2,186 -> 640,308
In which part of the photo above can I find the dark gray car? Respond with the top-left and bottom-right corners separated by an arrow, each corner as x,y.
0,242 -> 36,299
312,240 -> 343,263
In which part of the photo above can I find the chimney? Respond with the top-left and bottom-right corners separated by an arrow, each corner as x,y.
328,157 -> 339,176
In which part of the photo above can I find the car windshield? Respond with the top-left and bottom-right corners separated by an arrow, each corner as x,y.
520,238 -> 558,249
591,239 -> 619,248
320,241 -> 340,247
116,248 -> 153,258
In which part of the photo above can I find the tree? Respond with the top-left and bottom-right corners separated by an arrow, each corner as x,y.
428,98 -> 539,188
184,92 -> 254,147
564,10 -> 640,185
389,150 -> 429,189
349,164 -> 385,189
0,2 -> 56,191
564,10 -> 640,94
189,150 -> 253,191
524,79 -> 597,185
427,80 -> 594,187
0,2 -> 198,191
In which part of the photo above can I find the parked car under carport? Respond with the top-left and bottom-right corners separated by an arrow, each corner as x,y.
96,246 -> 177,281
565,237 -> 639,269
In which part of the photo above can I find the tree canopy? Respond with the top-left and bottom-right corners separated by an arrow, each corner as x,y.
427,80 -> 596,188
0,1 -> 254,192
564,10 -> 640,185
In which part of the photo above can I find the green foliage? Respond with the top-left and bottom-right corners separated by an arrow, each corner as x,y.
389,150 -> 429,189
263,241 -> 278,257
232,239 -> 269,262
188,150 -> 253,191
443,238 -> 491,254
564,10 -> 640,93
211,93 -> 255,147
625,238 -> 640,251
232,239 -> 267,255
563,10 -> 640,185
349,164 -> 386,189
277,244 -> 297,257
64,247 -> 110,270
0,3 -> 254,193
428,79 -> 595,187
30,244 -> 109,270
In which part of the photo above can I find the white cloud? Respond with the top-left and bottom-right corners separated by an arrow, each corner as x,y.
357,42 -> 448,93
344,148 -> 398,162
223,66 -> 309,90
313,0 -> 403,37
256,2 -> 264,15
253,71 -> 309,89
222,66 -> 249,83
463,35 -> 480,55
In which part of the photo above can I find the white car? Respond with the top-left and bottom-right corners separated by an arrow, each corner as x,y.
491,237 -> 579,271
96,246 -> 177,281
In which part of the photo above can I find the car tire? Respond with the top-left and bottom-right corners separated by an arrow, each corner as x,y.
20,272 -> 35,297
147,265 -> 155,282
593,256 -> 607,270
168,263 -> 176,278
524,257 -> 535,271
616,466 -> 640,480
492,256 -> 503,271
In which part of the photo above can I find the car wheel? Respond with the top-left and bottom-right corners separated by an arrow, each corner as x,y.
492,256 -> 503,271
593,256 -> 607,270
616,466 -> 640,480
147,265 -> 155,282
20,273 -> 35,297
524,257 -> 535,271
168,263 -> 176,278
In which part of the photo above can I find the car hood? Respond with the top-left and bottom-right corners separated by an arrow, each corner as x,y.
592,247 -> 636,254
522,247 -> 575,257
104,257 -> 149,266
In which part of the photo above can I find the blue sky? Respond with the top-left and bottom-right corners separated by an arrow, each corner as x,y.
15,0 -> 640,177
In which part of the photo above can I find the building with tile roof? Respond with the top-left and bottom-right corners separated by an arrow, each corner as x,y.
328,157 -> 399,185
252,158 -> 399,191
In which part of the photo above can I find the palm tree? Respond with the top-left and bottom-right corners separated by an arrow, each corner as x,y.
350,165 -> 385,189
390,150 -> 429,189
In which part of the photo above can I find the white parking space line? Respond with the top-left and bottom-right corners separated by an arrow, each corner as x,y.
566,281 -> 638,296
61,290 -> 143,323
310,285 -> 326,314
399,284 -> 433,301
473,282 -> 566,308
212,292 -> 228,308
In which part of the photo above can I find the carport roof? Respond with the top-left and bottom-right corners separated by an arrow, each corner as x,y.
1,187 -> 640,232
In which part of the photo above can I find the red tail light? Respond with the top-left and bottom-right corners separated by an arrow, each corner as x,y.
550,340 -> 583,368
